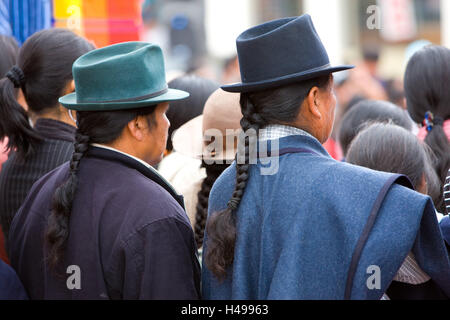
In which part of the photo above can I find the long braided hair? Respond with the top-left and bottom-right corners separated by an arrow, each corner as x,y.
194,161 -> 229,249
204,75 -> 331,280
46,106 -> 157,267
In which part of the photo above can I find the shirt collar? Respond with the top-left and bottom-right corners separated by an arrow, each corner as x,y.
91,143 -> 155,171
259,124 -> 316,141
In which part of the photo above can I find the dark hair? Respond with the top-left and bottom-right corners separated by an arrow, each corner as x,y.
46,106 -> 157,267
0,35 -> 19,78
404,45 -> 450,212
166,75 -> 219,151
204,75 -> 331,280
338,99 -> 413,156
194,161 -> 229,249
0,28 -> 94,159
346,122 -> 433,194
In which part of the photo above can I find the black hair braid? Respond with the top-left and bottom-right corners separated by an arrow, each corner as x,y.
204,93 -> 266,281
194,161 -> 229,249
46,131 -> 90,268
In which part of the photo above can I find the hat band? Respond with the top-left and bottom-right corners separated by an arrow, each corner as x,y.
79,86 -> 169,104
242,63 -> 332,84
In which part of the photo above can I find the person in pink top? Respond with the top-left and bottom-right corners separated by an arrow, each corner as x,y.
404,45 -> 450,213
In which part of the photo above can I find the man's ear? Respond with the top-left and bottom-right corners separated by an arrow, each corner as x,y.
306,86 -> 322,119
127,116 -> 145,141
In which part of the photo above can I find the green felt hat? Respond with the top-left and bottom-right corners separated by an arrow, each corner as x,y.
59,42 -> 189,111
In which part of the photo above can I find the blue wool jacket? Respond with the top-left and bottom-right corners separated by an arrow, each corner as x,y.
202,134 -> 450,300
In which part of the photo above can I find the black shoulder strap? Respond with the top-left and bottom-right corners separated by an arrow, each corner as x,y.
344,174 -> 414,300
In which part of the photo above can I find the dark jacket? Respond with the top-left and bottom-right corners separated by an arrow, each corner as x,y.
0,258 -> 28,300
8,146 -> 201,299
202,134 -> 450,300
0,118 -> 76,244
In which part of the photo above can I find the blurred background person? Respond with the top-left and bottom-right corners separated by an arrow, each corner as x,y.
169,88 -> 242,251
338,99 -> 413,159
0,35 -> 19,172
158,75 -> 218,225
347,122 -> 449,299
0,34 -> 19,264
164,74 -> 219,156
338,99 -> 442,209
404,45 -> 450,213
221,55 -> 240,84
0,29 -> 94,257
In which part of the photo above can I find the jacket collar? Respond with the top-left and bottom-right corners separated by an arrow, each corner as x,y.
261,133 -> 331,159
85,146 -> 185,210
34,118 -> 76,142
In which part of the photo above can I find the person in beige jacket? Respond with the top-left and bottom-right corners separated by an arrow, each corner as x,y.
159,89 -> 242,252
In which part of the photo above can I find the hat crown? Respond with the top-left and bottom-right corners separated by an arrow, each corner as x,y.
73,42 -> 167,104
236,14 -> 330,84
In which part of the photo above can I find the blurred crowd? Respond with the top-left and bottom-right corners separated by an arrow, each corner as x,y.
0,13 -> 449,300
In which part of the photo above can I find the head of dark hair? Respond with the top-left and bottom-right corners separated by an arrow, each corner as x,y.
0,35 -> 19,78
338,99 -> 413,156
0,28 -> 94,159
404,45 -> 450,211
166,74 -> 219,151
346,122 -> 429,191
46,105 -> 157,268
204,74 -> 332,281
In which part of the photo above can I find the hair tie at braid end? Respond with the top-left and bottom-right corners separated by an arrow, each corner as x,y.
6,65 -> 25,88
424,111 -> 445,132
227,199 -> 240,211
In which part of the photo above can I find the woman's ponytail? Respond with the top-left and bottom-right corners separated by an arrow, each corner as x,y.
423,115 -> 450,212
0,72 -> 41,159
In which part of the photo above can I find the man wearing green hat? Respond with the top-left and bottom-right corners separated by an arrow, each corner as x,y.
8,42 -> 201,299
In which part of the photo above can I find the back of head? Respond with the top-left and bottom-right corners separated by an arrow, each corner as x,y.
0,35 -> 19,77
0,28 -> 94,158
404,45 -> 450,123
404,45 -> 450,208
346,122 -> 428,192
339,99 -> 413,156
166,74 -> 219,151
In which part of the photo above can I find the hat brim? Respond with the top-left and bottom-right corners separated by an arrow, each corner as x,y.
221,65 -> 354,93
59,88 -> 189,111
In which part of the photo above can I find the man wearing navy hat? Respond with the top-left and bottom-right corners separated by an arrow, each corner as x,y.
202,14 -> 450,300
8,42 -> 201,299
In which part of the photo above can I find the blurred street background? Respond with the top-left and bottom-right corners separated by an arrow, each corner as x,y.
0,1 -> 447,80
0,0 -> 448,127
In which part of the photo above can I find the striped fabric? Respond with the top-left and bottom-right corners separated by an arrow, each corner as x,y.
0,119 -> 75,246
444,171 -> 450,215
393,253 -> 430,284
0,0 -> 52,45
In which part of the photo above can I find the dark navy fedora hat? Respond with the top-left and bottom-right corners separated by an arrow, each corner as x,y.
222,14 -> 354,93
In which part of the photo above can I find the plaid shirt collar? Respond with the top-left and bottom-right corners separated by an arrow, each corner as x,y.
259,124 -> 316,141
